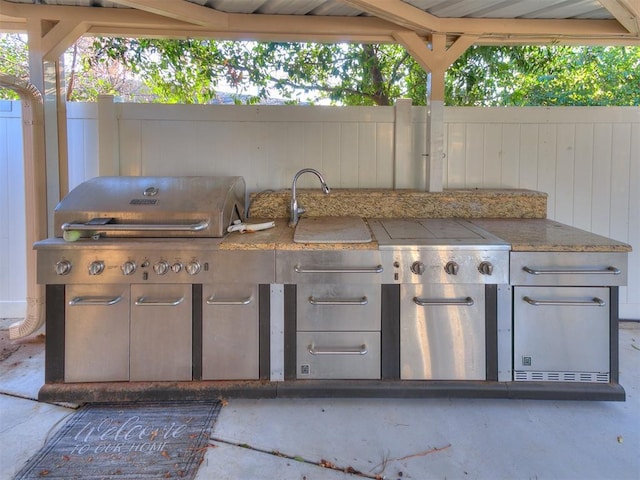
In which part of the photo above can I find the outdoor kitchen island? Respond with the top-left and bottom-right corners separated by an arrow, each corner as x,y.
37,188 -> 631,403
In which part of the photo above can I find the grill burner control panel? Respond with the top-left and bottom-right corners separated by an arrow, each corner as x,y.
37,248 -> 211,284
381,250 -> 509,284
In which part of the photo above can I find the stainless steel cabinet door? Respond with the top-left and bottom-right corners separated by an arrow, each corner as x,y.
400,284 -> 486,380
65,285 -> 130,382
513,286 -> 609,381
130,284 -> 192,381
202,284 -> 259,380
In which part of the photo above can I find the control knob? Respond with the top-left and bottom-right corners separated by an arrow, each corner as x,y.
410,261 -> 426,275
153,260 -> 170,275
478,261 -> 494,276
444,261 -> 459,275
121,261 -> 136,276
55,260 -> 72,276
88,260 -> 105,276
171,262 -> 183,273
186,261 -> 201,275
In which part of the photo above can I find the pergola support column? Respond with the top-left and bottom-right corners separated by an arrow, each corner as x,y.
394,31 -> 478,191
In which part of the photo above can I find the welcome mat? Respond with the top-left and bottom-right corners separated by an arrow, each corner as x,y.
14,400 -> 221,480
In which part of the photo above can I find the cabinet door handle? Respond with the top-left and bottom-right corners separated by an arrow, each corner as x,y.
308,296 -> 368,306
413,296 -> 474,306
206,296 -> 252,305
294,264 -> 383,274
134,296 -> 184,306
522,266 -> 621,275
523,296 -> 606,307
68,295 -> 123,306
308,344 -> 368,355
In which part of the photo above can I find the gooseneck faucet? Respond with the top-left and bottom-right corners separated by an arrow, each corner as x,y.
289,168 -> 330,227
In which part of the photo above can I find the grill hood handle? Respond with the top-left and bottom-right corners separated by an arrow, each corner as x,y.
61,219 -> 210,233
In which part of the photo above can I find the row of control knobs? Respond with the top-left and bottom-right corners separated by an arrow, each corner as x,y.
55,259 -> 201,276
410,260 -> 495,276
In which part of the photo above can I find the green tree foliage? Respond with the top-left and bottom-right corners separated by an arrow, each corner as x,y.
93,38 -> 428,105
1,32 -> 639,106
0,33 -> 29,100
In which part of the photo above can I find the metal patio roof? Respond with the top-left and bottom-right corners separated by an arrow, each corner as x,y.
1,0 -> 639,51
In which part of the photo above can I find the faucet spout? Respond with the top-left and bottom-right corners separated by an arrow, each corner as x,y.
290,168 -> 330,227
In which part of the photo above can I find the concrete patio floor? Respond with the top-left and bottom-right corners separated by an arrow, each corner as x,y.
1,318 -> 638,480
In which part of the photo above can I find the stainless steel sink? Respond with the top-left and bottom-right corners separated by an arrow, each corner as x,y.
293,216 -> 372,243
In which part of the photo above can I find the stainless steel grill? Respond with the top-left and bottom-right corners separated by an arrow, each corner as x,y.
35,176 -> 252,384
53,176 -> 245,239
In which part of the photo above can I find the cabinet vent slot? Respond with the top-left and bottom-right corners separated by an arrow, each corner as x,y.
514,371 -> 610,383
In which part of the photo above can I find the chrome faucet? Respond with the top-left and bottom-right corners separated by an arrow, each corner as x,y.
289,168 -> 330,227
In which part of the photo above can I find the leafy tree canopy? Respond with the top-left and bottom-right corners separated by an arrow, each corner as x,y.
1,33 -> 639,106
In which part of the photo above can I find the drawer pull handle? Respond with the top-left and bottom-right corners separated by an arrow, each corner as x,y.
134,296 -> 184,306
308,344 -> 368,355
206,296 -> 252,305
522,266 -> 621,275
523,296 -> 606,307
413,296 -> 474,306
294,265 -> 383,274
308,296 -> 368,306
68,295 -> 123,306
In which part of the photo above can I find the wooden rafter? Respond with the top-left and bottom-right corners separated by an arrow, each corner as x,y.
598,0 -> 640,35
107,0 -> 228,28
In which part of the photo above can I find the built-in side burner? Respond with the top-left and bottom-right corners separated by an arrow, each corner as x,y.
369,218 -> 510,249
368,218 -> 510,284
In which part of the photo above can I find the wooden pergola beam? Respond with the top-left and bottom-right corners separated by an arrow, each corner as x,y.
41,20 -> 90,61
108,0 -> 228,28
598,0 -> 640,35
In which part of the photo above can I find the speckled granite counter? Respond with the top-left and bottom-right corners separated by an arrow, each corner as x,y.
220,218 -> 378,250
249,188 -> 547,219
223,189 -> 630,253
470,219 -> 631,252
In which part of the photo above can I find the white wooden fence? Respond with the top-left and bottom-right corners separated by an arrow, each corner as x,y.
1,100 -> 638,319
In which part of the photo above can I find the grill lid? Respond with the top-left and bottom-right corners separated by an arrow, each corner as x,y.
54,176 -> 245,238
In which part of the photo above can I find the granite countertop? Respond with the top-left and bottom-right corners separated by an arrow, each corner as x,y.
221,189 -> 631,253
470,219 -> 631,253
220,218 -> 379,251
221,217 -> 630,253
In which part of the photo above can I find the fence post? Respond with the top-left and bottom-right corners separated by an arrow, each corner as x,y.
98,95 -> 119,176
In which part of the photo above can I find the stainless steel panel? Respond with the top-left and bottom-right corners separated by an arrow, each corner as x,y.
381,249 -> 509,284
202,284 -> 259,380
513,286 -> 610,377
35,240 -> 217,285
296,331 -> 380,379
64,284 -> 130,382
130,284 -> 192,381
276,250 -> 383,284
497,284 -> 513,382
510,252 -> 627,286
297,284 -> 380,331
211,250 -> 275,284
53,176 -> 245,238
400,284 -> 486,380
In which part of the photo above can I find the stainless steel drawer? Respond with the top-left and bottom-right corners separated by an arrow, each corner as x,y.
510,252 -> 627,286
65,285 -> 130,382
296,284 -> 380,331
202,284 -> 259,380
513,286 -> 610,382
400,284 -> 486,380
296,331 -> 380,379
276,250 -> 383,284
